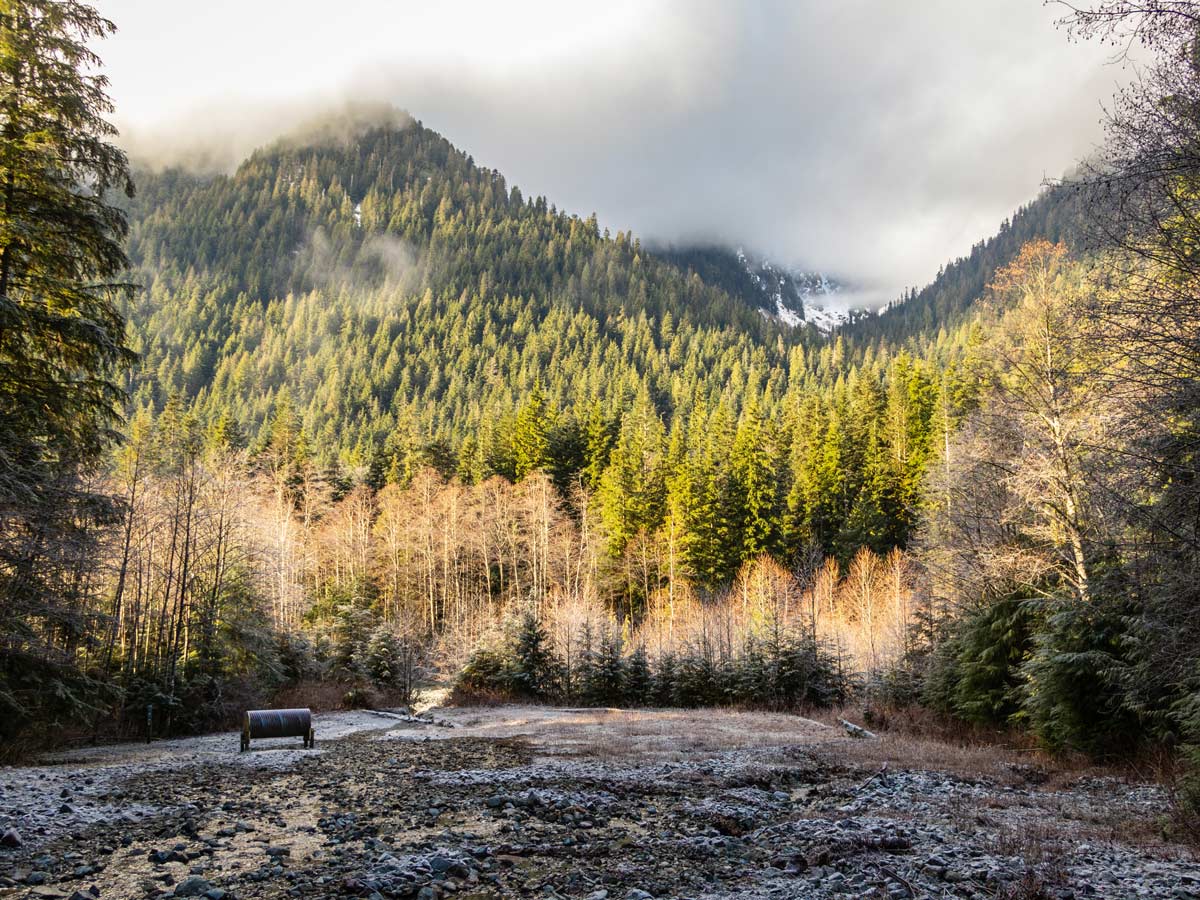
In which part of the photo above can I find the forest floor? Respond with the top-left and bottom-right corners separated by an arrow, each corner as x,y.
1,705 -> 1197,900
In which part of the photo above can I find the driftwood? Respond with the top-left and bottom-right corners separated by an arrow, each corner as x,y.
372,709 -> 456,728
837,718 -> 878,739
859,761 -> 890,789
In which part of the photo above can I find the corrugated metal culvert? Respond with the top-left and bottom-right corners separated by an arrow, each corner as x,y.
241,708 -> 314,751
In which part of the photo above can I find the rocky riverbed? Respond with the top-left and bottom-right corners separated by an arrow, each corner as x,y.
0,707 -> 1196,900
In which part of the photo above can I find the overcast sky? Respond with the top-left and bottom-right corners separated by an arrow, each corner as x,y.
97,0 -> 1125,305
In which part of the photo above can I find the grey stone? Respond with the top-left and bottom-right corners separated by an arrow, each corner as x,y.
172,876 -> 211,898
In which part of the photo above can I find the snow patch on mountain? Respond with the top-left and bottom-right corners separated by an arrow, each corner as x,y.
737,249 -> 850,333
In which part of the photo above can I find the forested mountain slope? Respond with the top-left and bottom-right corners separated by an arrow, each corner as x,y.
123,116 -> 823,468
127,118 -> 781,333
849,183 -> 1087,345
655,244 -> 847,330
118,112 -> 1060,575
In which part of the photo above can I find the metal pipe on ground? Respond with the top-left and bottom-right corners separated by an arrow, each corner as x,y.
241,708 -> 314,752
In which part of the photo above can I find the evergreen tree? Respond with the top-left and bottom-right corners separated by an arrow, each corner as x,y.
512,380 -> 552,479
584,626 -> 625,706
359,625 -> 405,686
625,644 -> 651,706
582,401 -> 617,492
1020,597 -> 1140,757
0,0 -> 134,736
598,391 -> 666,555
651,651 -> 679,707
508,609 -> 559,701
805,412 -> 848,555
729,398 -> 781,563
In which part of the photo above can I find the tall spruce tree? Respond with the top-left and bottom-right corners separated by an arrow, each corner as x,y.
597,390 -> 666,556
512,380 -> 552,479
729,397 -> 780,563
0,0 -> 132,474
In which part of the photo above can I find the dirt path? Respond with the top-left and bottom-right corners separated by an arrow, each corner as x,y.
1,707 -> 1196,899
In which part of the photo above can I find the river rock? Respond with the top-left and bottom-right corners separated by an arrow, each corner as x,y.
172,876 -> 211,897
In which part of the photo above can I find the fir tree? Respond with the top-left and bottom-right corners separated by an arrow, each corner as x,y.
584,626 -> 625,706
597,390 -> 667,556
513,380 -> 552,479
625,645 -> 651,706
651,652 -> 679,707
0,0 -> 135,732
508,609 -> 559,701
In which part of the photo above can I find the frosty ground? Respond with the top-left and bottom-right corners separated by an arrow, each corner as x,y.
1,706 -> 1196,900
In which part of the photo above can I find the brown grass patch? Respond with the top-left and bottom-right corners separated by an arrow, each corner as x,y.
429,704 -> 837,763
810,704 -> 1128,786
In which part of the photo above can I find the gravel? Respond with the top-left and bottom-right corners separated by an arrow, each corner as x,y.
0,709 -> 1196,899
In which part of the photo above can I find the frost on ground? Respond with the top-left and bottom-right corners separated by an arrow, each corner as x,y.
1,706 -> 1197,900
0,712 -> 411,851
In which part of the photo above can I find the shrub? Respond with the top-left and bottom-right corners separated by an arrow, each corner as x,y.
922,592 -> 1038,727
1020,597 -> 1140,757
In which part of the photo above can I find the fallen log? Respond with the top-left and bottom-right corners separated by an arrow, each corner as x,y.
838,718 -> 878,739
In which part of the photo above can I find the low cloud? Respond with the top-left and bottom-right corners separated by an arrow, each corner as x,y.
120,102 -> 412,175
296,228 -> 419,293
111,1 -> 1125,304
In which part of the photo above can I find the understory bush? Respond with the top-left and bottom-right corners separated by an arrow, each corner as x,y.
922,592 -> 1039,727
1171,686 -> 1200,843
907,583 -> 1154,759
1020,597 -> 1140,757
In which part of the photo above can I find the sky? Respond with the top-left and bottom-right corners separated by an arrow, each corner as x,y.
97,1 -> 1126,306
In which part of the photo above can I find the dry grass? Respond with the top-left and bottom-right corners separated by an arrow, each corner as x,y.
435,701 -> 1112,782
804,704 -> 1190,854
431,704 -> 837,763
436,701 -> 1161,796
816,729 -> 1053,786
808,704 -> 1130,787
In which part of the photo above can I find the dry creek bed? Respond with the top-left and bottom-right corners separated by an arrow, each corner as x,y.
1,706 -> 1197,900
